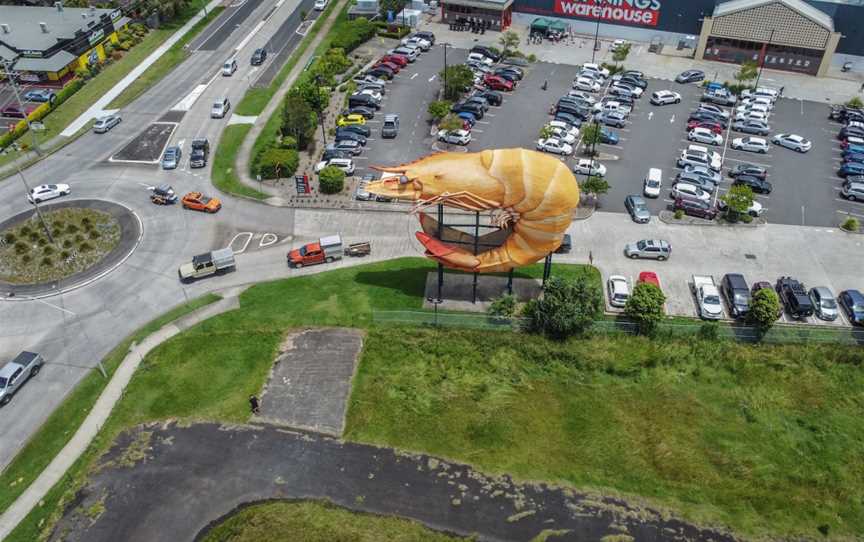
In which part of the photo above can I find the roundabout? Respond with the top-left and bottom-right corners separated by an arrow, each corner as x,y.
0,200 -> 142,298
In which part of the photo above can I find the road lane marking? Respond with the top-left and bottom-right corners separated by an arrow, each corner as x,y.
230,232 -> 254,254
410,73 -> 418,80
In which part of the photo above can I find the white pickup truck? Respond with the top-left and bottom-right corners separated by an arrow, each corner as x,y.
692,275 -> 723,320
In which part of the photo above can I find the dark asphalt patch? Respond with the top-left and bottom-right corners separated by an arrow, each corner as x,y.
158,110 -> 186,123
259,328 -> 363,435
252,0 -> 317,89
51,422 -> 739,542
111,123 -> 176,163
197,0 -> 263,52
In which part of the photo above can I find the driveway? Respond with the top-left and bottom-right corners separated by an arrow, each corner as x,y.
49,422 -> 737,542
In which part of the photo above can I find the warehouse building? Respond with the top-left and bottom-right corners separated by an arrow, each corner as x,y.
0,4 -> 130,84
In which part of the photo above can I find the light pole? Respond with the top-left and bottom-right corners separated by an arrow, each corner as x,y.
8,144 -> 54,244
441,42 -> 451,100
591,12 -> 601,63
754,28 -> 775,89
314,74 -> 327,146
2,59 -> 44,156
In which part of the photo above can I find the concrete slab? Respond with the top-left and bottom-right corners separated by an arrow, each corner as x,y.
258,328 -> 363,436
422,271 -> 542,312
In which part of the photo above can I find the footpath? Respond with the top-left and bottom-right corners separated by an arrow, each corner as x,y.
0,290 -> 242,541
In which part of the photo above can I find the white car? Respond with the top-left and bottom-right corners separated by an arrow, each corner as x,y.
612,83 -> 643,97
536,137 -> 573,155
572,77 -> 601,93
354,74 -> 386,86
734,110 -> 768,123
566,90 -> 596,104
93,114 -> 121,134
607,275 -> 630,308
401,36 -> 431,51
736,102 -> 770,116
547,126 -> 577,144
772,133 -> 812,153
687,144 -> 722,170
731,136 -> 769,153
581,62 -> 610,78
688,127 -> 723,146
466,52 -> 493,66
28,183 -> 70,204
573,159 -> 606,177
437,129 -> 471,145
313,0 -> 328,9
611,39 -> 629,52
643,170 -> 662,198
671,182 -> 711,203
314,158 -> 355,175
739,96 -> 774,110
547,121 -> 579,139
719,198 -> 764,217
578,69 -> 605,84
650,90 -> 681,105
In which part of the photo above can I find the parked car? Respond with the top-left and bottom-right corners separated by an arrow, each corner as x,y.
23,89 -> 55,103
315,157 -> 355,175
624,239 -> 671,260
731,136 -> 769,153
182,191 -> 222,212
572,77 -> 601,93
702,88 -> 737,106
573,159 -> 606,176
776,277 -> 815,319
93,114 -> 121,134
607,275 -> 631,308
809,286 -> 839,321
625,194 -> 650,223
346,106 -> 375,119
671,182 -> 711,203
470,45 -> 500,62
326,139 -> 362,156
0,352 -> 44,406
682,164 -> 721,184
335,130 -> 366,146
676,172 -> 717,193
27,183 -> 70,204
348,94 -> 380,110
496,66 -> 523,80
733,174 -> 773,194
838,289 -> 864,325
381,114 -> 399,138
720,273 -> 751,318
688,127 -> 723,146
643,168 -> 662,198
1,103 -> 36,118
675,69 -> 705,83
366,66 -> 394,80
751,281 -> 782,319
438,129 -> 471,145
687,120 -> 724,134
595,110 -> 627,128
251,48 -> 267,65
536,137 -> 573,155
483,74 -> 513,91
337,124 -> 370,137
374,60 -> 401,74
161,146 -> 182,169
769,133 -> 811,153
337,113 -> 366,126
402,36 -> 431,51
838,162 -> 864,177
718,198 -> 763,217
475,90 -> 503,106
390,47 -> 418,62
321,148 -> 351,161
689,110 -> 728,126
674,197 -> 717,220
697,103 -> 730,119
732,119 -> 770,135
729,163 -> 768,180
211,98 -> 230,118
599,127 -> 619,144
452,101 -> 485,119
841,178 -> 864,200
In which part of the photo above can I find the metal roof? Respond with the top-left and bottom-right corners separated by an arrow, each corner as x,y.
442,0 -> 513,10
13,50 -> 76,72
714,0 -> 834,31
0,43 -> 16,63
0,5 -> 117,51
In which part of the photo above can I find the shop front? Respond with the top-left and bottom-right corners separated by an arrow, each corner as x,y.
440,0 -> 513,31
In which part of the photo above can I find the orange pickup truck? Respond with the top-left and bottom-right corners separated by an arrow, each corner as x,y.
287,235 -> 343,268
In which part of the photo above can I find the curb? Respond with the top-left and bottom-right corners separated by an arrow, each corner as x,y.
658,210 -> 765,227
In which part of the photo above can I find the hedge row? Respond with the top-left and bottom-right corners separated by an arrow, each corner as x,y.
0,78 -> 85,151
330,17 -> 377,53
252,146 -> 300,180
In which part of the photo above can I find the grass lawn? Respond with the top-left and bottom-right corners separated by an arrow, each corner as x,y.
212,124 -> 267,199
0,293 -> 220,516
5,258 -> 862,541
108,7 -> 225,109
201,500 -> 462,541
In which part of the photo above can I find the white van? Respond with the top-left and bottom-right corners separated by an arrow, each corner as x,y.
221,58 -> 238,76
643,168 -> 662,198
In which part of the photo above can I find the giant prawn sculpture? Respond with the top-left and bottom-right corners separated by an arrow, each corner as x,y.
366,148 -> 580,273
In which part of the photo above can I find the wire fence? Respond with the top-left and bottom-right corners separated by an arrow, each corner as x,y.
372,311 -> 864,345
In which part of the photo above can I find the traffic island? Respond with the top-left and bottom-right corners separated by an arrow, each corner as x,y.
659,210 -> 766,227
0,200 -> 141,298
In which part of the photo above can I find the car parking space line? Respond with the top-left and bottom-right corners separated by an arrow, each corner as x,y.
722,156 -> 773,168
835,197 -> 864,206
836,208 -> 864,217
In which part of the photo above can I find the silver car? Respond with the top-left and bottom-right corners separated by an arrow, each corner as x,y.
161,146 -> 182,169
93,114 -> 121,134
624,239 -> 671,260
809,287 -> 839,321
624,195 -> 650,223
0,352 -> 44,406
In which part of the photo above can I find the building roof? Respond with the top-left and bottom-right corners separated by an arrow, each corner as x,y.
0,5 -> 118,52
13,49 -> 76,72
443,0 -> 513,9
0,43 -> 16,63
714,0 -> 834,31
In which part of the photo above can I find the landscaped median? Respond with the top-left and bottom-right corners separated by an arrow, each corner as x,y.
3,258 -> 863,541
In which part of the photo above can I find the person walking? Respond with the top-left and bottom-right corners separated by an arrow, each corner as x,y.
589,250 -> 594,266
249,395 -> 260,415
541,80 -> 548,91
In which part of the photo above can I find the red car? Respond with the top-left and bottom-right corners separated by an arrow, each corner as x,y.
374,61 -> 401,73
483,74 -> 513,91
1,103 -> 37,119
638,271 -> 661,289
686,120 -> 723,134
380,54 -> 408,67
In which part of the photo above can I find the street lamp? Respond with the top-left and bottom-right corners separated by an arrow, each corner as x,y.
754,28 -> 775,89
2,59 -> 44,156
441,43 -> 451,100
591,12 -> 601,63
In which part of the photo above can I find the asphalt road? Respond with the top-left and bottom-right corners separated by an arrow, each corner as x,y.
49,422 -> 737,542
0,0 -> 312,471
195,0 -> 264,52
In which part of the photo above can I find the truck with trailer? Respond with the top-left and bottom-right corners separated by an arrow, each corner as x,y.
178,247 -> 235,281
691,274 -> 723,320
288,235 -> 344,268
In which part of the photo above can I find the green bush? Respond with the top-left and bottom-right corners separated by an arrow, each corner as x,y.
89,229 -> 100,239
842,216 -> 860,232
60,250 -> 71,260
254,147 -> 300,179
43,245 -> 54,256
674,209 -> 684,219
4,233 -> 16,244
488,294 -> 517,318
40,256 -> 53,266
749,288 -> 780,330
330,17 -> 377,53
53,78 -> 84,109
523,275 -> 602,339
279,136 -> 298,149
846,96 -> 864,109
624,282 -> 666,334
79,242 -> 93,252
318,166 -> 346,194
14,241 -> 28,255
427,100 -> 452,122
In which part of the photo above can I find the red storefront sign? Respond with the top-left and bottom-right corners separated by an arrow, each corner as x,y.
554,0 -> 661,27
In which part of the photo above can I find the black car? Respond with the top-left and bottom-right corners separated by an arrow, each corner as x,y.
554,111 -> 582,126
189,138 -> 209,168
556,102 -> 590,120
475,90 -> 502,106
829,104 -> 864,122
470,45 -> 500,62
729,163 -> 768,180
465,96 -> 490,111
676,171 -> 717,192
492,70 -> 519,83
839,126 -> 864,140
721,273 -> 751,318
251,48 -> 267,65
366,66 -> 394,80
839,289 -> 864,325
689,110 -> 728,127
495,66 -> 523,80
776,277 -> 815,319
555,233 -> 572,254
676,69 -> 705,83
618,76 -> 647,89
348,94 -> 380,110
452,102 -> 485,120
346,106 -> 375,119
337,124 -> 370,137
321,148 -> 351,161
335,131 -> 367,146
733,174 -> 773,194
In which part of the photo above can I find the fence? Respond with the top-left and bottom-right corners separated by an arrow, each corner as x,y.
372,310 -> 864,345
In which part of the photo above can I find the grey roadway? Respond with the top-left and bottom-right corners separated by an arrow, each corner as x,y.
0,0 -> 318,472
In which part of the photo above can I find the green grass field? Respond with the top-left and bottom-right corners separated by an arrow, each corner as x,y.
201,500 -> 462,541
4,259 -> 863,541
0,293 -> 219,516
212,124 -> 267,199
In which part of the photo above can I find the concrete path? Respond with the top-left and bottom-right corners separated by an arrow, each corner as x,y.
235,0 -> 350,199
60,0 -> 224,137
0,289 -> 243,542
49,422 -> 738,542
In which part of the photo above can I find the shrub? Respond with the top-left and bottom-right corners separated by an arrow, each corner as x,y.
842,216 -> 860,232
21,254 -> 31,263
89,229 -> 100,239
698,321 -> 720,341
523,275 -> 602,339
330,17 -> 376,53
255,147 -> 300,179
43,245 -> 54,255
60,250 -> 71,260
740,214 -> 753,223
81,216 -> 92,227
674,209 -> 684,219
36,236 -> 47,247
4,232 -> 16,244
65,223 -> 79,234
53,78 -> 84,109
79,242 -> 93,252
74,67 -> 91,80
318,166 -> 346,194
488,294 -> 517,318
624,282 -> 666,334
112,51 -> 123,61
14,241 -> 29,254
847,96 -> 864,109
427,100 -> 453,122
749,288 -> 780,331
75,234 -> 85,243
279,136 -> 298,149
63,239 -> 73,248
41,256 -> 52,266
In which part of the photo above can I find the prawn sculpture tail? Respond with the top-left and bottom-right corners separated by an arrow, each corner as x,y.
366,148 -> 580,273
